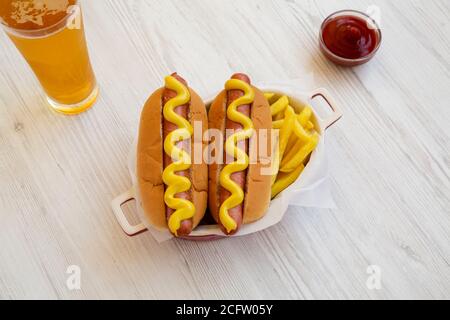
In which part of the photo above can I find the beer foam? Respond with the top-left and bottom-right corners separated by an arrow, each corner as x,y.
9,0 -> 70,26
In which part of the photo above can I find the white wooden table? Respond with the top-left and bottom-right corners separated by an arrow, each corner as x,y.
0,0 -> 449,300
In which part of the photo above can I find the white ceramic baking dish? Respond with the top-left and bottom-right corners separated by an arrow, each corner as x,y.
112,86 -> 342,241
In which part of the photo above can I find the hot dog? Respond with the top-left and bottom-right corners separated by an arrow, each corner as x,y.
162,73 -> 193,236
208,74 -> 273,235
137,73 -> 208,237
219,73 -> 251,231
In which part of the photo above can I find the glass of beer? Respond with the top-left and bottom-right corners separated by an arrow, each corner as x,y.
0,0 -> 98,115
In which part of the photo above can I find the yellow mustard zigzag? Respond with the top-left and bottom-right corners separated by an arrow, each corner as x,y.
162,75 -> 195,236
219,79 -> 255,233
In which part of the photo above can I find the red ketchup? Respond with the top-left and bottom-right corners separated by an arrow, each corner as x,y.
320,12 -> 381,66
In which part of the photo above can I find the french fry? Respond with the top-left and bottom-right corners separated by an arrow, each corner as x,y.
285,127 -> 299,152
280,133 -> 319,173
305,121 -> 314,130
264,92 -> 275,101
292,114 -> 313,142
298,106 -> 314,129
271,144 -> 280,186
284,107 -> 315,163
280,106 -> 296,157
272,119 -> 284,129
266,92 -> 320,195
271,106 -> 295,185
271,96 -> 289,117
272,107 -> 314,130
271,164 -> 305,199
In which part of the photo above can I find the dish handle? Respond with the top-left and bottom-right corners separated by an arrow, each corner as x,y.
111,188 -> 147,236
310,88 -> 343,130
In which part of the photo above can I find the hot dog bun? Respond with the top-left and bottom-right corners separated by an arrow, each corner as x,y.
208,85 -> 273,228
137,86 -> 208,232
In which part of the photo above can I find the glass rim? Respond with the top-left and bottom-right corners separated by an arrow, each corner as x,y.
319,9 -> 383,63
0,0 -> 80,38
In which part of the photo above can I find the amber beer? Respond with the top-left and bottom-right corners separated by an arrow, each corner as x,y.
0,0 -> 98,114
